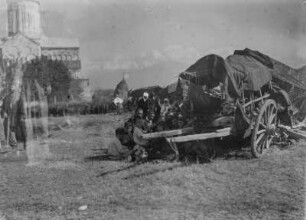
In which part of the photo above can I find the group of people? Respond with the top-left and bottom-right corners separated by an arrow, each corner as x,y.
108,92 -> 193,162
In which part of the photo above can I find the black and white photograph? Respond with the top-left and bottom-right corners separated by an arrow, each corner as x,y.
0,0 -> 305,219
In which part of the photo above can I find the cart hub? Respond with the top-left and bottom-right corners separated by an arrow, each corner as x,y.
266,125 -> 276,136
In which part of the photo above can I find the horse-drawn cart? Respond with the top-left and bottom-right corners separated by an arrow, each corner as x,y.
143,53 -> 294,160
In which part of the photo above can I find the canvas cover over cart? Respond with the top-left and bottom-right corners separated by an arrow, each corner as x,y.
143,50 -> 296,160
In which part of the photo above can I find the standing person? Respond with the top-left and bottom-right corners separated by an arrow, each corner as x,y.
1,94 -> 15,148
137,92 -> 150,119
1,87 -> 27,150
127,96 -> 134,112
160,98 -> 172,119
143,92 -> 156,129
153,96 -> 161,123
113,96 -> 123,114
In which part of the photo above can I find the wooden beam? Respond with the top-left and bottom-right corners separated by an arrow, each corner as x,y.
167,128 -> 231,143
243,94 -> 270,108
142,127 -> 194,139
278,124 -> 306,141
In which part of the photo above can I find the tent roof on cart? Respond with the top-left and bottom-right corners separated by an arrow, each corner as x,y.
179,53 -> 272,99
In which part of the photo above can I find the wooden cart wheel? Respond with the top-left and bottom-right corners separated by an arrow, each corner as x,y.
251,99 -> 277,158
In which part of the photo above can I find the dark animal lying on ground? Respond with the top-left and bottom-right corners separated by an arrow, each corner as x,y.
178,140 -> 216,164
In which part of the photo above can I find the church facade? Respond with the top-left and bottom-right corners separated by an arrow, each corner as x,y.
0,0 -> 91,102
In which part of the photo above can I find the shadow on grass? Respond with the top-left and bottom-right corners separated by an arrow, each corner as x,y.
97,163 -> 138,177
84,155 -> 112,162
122,163 -> 185,180
84,149 -> 111,162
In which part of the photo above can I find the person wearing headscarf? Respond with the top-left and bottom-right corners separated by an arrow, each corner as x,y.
160,98 -> 172,120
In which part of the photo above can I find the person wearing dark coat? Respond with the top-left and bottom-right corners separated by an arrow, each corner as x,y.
152,96 -> 161,123
136,92 -> 150,119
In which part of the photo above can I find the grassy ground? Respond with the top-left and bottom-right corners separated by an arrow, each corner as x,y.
0,113 -> 305,220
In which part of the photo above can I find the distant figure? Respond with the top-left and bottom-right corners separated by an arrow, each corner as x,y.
160,98 -> 172,120
137,92 -> 150,119
113,96 -> 123,114
152,96 -> 161,123
127,96 -> 134,111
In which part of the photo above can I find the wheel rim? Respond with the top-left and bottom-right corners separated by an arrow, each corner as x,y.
252,100 -> 277,157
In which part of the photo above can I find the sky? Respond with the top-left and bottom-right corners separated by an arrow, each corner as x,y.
0,0 -> 305,89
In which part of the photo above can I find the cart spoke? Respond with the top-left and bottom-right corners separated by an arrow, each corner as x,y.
257,134 -> 266,153
259,122 -> 266,129
265,107 -> 270,124
262,135 -> 269,150
264,109 -> 268,124
268,112 -> 276,124
256,129 -> 265,136
266,136 -> 273,149
266,104 -> 271,116
256,133 -> 265,146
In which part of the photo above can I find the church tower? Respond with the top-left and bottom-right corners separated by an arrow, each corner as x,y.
7,0 -> 42,39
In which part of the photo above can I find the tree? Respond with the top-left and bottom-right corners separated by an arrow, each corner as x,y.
23,57 -> 72,103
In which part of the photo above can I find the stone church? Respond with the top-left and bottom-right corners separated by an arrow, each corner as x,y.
0,0 -> 91,102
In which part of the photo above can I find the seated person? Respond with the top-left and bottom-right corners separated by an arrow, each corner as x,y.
149,121 -> 175,160
177,114 -> 186,129
135,108 -> 145,119
124,121 -> 134,134
133,117 -> 149,147
123,121 -> 136,149
146,111 -> 155,131
128,108 -> 144,124
108,127 -> 134,160
154,121 -> 165,132
165,114 -> 179,130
